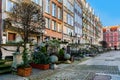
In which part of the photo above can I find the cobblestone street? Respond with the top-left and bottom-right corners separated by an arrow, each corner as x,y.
44,51 -> 120,80
1,51 -> 120,80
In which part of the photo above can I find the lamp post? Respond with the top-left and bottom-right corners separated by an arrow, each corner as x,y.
40,0 -> 46,43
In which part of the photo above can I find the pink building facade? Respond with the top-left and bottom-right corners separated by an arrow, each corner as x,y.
103,26 -> 120,49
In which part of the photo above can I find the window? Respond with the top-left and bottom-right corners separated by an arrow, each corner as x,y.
63,0 -> 73,12
8,33 -> 16,41
63,12 -> 67,22
45,18 -> 50,29
58,23 -> 62,32
67,28 -> 73,35
58,0 -> 62,3
63,0 -> 67,6
107,30 -> 109,32
33,0 -> 39,4
118,38 -> 120,41
6,0 -> 13,12
67,14 -> 70,25
52,21 -> 57,31
67,14 -> 73,26
52,3 -> 56,17
71,17 -> 74,26
58,7 -> 62,19
33,0 -> 42,6
63,26 -> 67,34
45,0 -> 50,13
39,0 -> 42,6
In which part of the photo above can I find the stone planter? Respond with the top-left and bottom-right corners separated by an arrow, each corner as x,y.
17,66 -> 32,77
30,63 -> 49,70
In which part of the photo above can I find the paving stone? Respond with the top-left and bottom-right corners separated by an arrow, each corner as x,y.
43,51 -> 120,80
74,65 -> 120,75
1,51 -> 120,80
93,75 -> 111,80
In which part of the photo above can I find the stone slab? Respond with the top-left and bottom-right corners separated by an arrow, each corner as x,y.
93,75 -> 111,80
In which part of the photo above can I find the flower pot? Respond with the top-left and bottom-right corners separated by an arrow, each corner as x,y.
30,63 -> 49,70
17,66 -> 32,77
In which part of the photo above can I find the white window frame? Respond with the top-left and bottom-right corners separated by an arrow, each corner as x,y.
6,0 -> 13,12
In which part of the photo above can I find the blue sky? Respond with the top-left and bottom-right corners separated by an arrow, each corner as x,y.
86,0 -> 120,27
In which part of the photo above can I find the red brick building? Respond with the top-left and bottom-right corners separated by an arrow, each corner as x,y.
103,26 -> 120,49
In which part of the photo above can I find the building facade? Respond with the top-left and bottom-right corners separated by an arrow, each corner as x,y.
43,0 -> 63,41
1,0 -> 63,43
103,26 -> 120,49
94,16 -> 103,44
1,0 -> 102,45
2,0 -> 43,43
63,0 -> 74,43
81,0 -> 102,45
74,0 -> 82,44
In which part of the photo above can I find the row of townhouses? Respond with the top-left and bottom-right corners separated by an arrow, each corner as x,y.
0,0 -> 103,45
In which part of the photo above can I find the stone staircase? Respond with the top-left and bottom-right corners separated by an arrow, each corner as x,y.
0,56 -> 13,74
0,63 -> 11,73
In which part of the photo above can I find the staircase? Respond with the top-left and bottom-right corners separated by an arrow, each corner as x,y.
0,56 -> 13,74
0,63 -> 11,73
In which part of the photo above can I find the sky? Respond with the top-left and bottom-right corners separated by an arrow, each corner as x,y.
86,0 -> 120,27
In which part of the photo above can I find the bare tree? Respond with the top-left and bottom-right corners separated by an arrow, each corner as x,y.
6,1 -> 45,67
8,1 -> 45,47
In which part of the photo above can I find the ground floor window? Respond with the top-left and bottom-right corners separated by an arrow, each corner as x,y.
8,32 -> 16,41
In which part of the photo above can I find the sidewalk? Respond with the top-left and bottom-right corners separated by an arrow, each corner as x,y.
29,60 -> 84,80
0,59 -> 83,80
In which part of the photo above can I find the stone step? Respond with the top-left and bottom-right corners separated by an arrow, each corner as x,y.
0,64 -> 11,69
0,68 -> 11,74
0,61 -> 12,74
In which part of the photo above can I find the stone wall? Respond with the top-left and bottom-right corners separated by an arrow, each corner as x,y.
1,44 -> 34,59
1,45 -> 22,59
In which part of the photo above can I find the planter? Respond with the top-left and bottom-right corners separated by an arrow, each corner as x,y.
17,66 -> 32,77
30,63 -> 49,70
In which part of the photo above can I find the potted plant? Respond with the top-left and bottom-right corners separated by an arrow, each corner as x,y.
64,53 -> 71,64
50,55 -> 58,69
30,46 -> 50,70
58,49 -> 65,61
46,40 -> 60,55
17,48 -> 32,77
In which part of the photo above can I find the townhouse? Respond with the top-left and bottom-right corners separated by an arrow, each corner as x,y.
0,0 -> 102,45
103,26 -> 120,49
81,0 -> 102,45
62,0 -> 74,43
